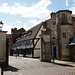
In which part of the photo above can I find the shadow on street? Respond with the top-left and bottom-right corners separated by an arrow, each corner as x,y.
52,62 -> 74,67
3,65 -> 19,72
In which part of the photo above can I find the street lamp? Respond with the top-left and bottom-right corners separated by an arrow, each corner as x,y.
0,21 -> 4,75
0,21 -> 7,75
0,21 -> 3,31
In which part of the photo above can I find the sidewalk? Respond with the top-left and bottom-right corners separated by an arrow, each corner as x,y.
10,56 -> 75,67
52,60 -> 75,67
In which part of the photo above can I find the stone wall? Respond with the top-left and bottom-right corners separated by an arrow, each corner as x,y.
56,10 -> 73,61
41,35 -> 51,61
0,31 -> 7,64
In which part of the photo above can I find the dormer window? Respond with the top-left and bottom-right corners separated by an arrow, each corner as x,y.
18,37 -> 20,40
16,38 -> 18,41
21,35 -> 24,38
27,31 -> 32,36
24,34 -> 26,37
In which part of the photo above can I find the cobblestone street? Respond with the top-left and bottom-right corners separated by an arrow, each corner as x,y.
2,56 -> 75,75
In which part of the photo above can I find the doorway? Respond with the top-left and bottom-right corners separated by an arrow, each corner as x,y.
53,46 -> 57,58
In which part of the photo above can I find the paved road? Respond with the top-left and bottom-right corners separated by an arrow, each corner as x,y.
2,56 -> 75,75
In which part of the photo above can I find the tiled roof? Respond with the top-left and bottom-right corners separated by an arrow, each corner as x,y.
15,28 -> 26,35
16,22 -> 43,43
69,36 -> 75,45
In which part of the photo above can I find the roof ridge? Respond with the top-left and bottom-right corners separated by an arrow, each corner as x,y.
27,22 -> 43,31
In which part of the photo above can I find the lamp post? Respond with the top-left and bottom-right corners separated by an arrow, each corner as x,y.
0,21 -> 8,75
0,21 -> 4,75
0,21 -> 3,31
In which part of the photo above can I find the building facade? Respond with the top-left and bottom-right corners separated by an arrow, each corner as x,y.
9,10 -> 75,61
41,10 -> 75,61
12,22 -> 43,58
9,28 -> 25,55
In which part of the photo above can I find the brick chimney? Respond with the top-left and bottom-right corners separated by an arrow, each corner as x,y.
11,28 -> 17,34
50,12 -> 56,18
14,28 -> 17,31
11,28 -> 14,34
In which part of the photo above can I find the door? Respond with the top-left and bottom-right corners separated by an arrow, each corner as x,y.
53,46 -> 57,58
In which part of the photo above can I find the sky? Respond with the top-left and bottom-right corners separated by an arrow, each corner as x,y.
0,0 -> 75,34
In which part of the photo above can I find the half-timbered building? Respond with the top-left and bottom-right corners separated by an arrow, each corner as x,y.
13,22 -> 43,57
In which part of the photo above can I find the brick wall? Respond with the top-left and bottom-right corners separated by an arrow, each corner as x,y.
9,28 -> 25,50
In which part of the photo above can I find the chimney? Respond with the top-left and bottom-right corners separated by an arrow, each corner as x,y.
11,28 -> 17,34
14,28 -> 17,31
11,28 -> 14,34
14,28 -> 17,33
50,12 -> 56,18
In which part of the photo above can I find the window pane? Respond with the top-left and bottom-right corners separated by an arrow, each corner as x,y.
62,13 -> 65,18
63,33 -> 66,38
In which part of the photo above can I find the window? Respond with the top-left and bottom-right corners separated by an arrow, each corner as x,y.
63,33 -> 66,38
62,13 -> 66,18
21,35 -> 24,38
16,38 -> 18,41
53,22 -> 56,25
27,31 -> 32,36
18,37 -> 20,40
52,37 -> 55,39
30,40 -> 33,45
24,34 -> 26,37
24,41 -> 27,45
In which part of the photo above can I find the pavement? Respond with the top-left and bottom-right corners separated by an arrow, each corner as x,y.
0,56 -> 75,75
53,60 -> 75,67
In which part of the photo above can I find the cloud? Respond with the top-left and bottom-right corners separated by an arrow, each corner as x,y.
2,22 -> 27,34
0,0 -> 52,19
3,24 -> 14,34
69,6 -> 75,14
66,0 -> 69,7
29,19 -> 44,26
69,0 -> 75,14
22,23 -> 30,30
73,0 -> 75,2
16,20 -> 21,23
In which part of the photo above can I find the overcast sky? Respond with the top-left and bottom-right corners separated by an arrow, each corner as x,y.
0,0 -> 75,33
